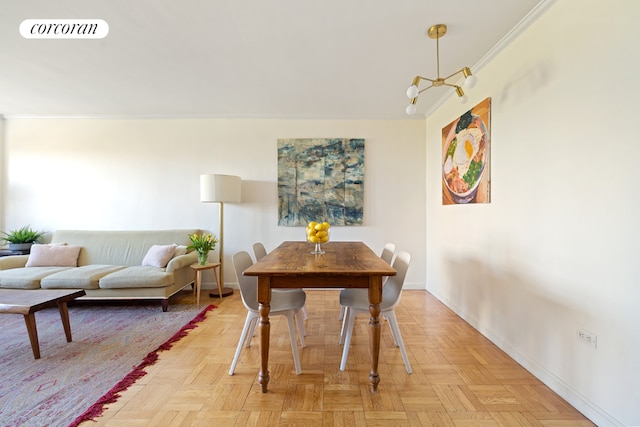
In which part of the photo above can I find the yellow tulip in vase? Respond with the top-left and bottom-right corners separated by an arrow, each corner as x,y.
306,221 -> 330,254
187,232 -> 219,266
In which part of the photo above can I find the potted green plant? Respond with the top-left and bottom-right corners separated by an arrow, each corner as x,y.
1,225 -> 45,251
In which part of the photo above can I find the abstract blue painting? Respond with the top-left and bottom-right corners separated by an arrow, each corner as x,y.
278,138 -> 365,226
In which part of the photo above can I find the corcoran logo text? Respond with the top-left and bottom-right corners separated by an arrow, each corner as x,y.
20,19 -> 109,39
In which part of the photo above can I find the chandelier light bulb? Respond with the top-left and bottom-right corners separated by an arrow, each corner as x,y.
459,95 -> 468,104
406,104 -> 417,115
464,74 -> 477,89
406,85 -> 419,99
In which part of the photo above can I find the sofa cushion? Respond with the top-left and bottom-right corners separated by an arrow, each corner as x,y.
98,266 -> 174,289
141,244 -> 177,268
40,265 -> 126,290
26,244 -> 82,267
0,267 -> 72,289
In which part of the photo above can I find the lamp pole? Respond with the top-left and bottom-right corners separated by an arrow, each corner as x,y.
210,200 -> 233,297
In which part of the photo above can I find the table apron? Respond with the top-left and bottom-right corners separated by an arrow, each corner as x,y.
268,275 -> 372,288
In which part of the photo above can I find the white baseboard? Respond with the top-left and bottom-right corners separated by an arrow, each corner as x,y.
201,282 -> 238,291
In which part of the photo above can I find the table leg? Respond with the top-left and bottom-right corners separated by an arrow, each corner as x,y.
368,276 -> 383,392
257,276 -> 271,392
57,301 -> 73,342
195,270 -> 203,306
23,313 -> 40,359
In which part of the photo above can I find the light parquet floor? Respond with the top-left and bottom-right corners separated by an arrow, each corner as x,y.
80,289 -> 594,426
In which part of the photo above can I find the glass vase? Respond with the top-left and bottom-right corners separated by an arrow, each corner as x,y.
197,250 -> 209,266
311,242 -> 325,255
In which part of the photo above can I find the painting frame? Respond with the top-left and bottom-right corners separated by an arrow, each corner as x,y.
442,97 -> 491,205
277,138 -> 365,226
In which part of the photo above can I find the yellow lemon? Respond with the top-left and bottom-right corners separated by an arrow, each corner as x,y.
308,221 -> 317,229
308,235 -> 319,243
319,235 -> 329,243
316,230 -> 328,238
322,222 -> 330,229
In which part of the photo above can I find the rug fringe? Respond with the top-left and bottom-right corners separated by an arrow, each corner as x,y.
68,304 -> 216,427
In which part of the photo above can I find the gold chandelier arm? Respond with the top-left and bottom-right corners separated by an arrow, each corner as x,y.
442,68 -> 466,82
418,83 -> 436,95
413,75 -> 437,84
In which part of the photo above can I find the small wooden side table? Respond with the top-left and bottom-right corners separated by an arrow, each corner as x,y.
190,262 -> 221,305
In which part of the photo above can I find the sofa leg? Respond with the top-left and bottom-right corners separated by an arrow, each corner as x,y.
161,299 -> 169,312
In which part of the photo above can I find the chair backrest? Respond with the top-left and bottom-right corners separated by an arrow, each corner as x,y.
253,242 -> 268,261
380,243 -> 396,265
381,251 -> 411,311
232,251 -> 259,311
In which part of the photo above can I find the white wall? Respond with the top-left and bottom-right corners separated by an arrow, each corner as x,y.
426,1 -> 640,425
3,118 -> 426,288
0,116 -> 4,231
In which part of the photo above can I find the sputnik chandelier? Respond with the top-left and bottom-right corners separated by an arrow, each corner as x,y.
405,24 -> 477,115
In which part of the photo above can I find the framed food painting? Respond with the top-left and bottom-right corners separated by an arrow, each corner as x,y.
442,97 -> 491,205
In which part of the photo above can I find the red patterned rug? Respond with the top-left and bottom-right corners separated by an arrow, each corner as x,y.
0,301 -> 215,427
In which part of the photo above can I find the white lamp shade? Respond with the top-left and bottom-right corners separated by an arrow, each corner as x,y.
406,85 -> 419,99
464,74 -> 478,89
200,174 -> 241,203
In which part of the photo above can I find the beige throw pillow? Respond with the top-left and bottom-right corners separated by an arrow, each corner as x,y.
26,244 -> 82,267
141,244 -> 177,268
173,245 -> 188,257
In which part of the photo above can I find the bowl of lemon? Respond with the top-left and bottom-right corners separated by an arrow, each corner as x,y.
306,221 -> 330,254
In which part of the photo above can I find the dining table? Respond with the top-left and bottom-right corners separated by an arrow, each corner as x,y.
242,240 -> 396,393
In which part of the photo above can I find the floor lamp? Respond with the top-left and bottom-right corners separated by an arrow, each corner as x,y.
200,174 -> 241,297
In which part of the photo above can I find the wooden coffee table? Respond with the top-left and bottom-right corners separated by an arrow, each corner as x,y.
0,289 -> 86,359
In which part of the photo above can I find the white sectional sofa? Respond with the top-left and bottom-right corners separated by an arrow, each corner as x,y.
0,229 -> 201,311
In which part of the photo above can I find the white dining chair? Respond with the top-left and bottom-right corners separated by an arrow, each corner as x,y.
229,251 -> 307,375
338,242 -> 396,324
338,250 -> 412,373
252,242 -> 268,261
380,242 -> 396,265
253,241 -> 309,320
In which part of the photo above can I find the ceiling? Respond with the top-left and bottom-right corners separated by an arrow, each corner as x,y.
0,0 -> 549,120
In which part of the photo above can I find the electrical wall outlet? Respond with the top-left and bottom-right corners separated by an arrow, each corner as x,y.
577,328 -> 597,348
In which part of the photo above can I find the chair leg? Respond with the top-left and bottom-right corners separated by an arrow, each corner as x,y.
229,312 -> 257,375
339,309 -> 356,371
295,309 -> 306,348
245,316 -> 258,347
298,309 -> 307,336
338,305 -> 345,321
385,311 -> 412,374
302,304 -> 309,320
339,306 -> 349,345
385,314 -> 399,346
285,312 -> 302,375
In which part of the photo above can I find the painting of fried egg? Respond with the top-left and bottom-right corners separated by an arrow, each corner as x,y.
441,97 -> 491,205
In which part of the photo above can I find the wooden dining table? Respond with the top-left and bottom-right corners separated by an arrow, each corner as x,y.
243,240 -> 396,393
